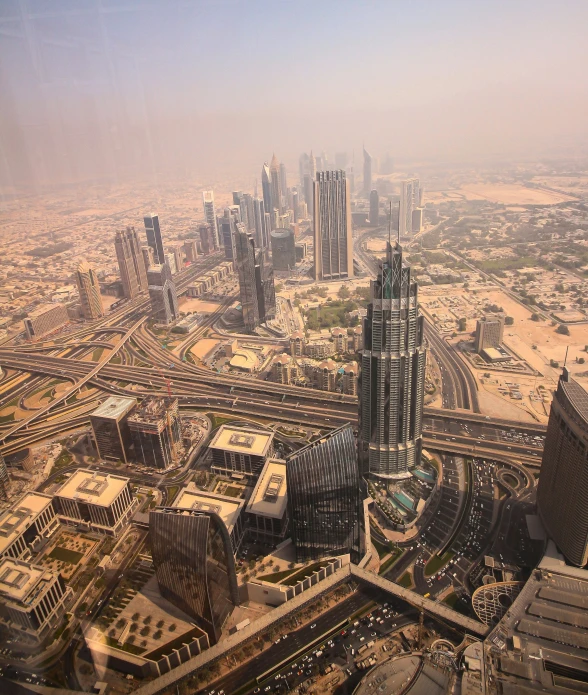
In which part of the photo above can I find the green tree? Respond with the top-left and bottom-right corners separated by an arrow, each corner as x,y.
338,284 -> 350,299
504,316 -> 514,325
458,317 -> 467,332
556,324 -> 570,335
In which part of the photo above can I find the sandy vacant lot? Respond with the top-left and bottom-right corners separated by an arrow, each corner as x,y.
426,183 -> 575,206
179,297 -> 223,313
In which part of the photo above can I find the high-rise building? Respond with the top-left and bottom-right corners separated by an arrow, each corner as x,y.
303,174 -> 313,217
253,197 -> 267,251
199,223 -> 215,255
358,240 -> 426,479
309,151 -> 316,181
292,189 -> 299,222
270,154 -> 282,220
0,454 -> 8,501
127,396 -> 183,469
474,316 -> 504,353
220,209 -> 237,260
270,228 -> 296,271
411,207 -> 423,233
76,260 -> 103,320
286,424 -> 365,564
363,147 -> 372,197
299,152 -> 309,186
147,262 -> 179,325
369,189 -> 379,226
399,178 -> 420,236
537,369 -> 588,566
142,245 -> 154,270
183,239 -> 198,263
0,492 -> 59,562
144,214 -> 165,265
149,506 -> 239,644
115,227 -> 149,299
202,191 -> 220,249
279,162 -> 288,205
90,396 -> 137,464
313,170 -> 354,281
235,223 -> 275,332
209,424 -> 274,479
335,152 -> 348,170
261,163 -> 272,230
244,193 -> 255,233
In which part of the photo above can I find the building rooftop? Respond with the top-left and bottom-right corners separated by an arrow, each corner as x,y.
91,396 -> 137,421
0,492 -> 54,556
55,469 -> 130,508
127,396 -> 178,427
229,349 -> 259,371
27,303 -> 64,319
209,425 -> 274,458
246,459 -> 288,520
560,371 -> 588,428
0,558 -> 52,605
173,485 -> 243,532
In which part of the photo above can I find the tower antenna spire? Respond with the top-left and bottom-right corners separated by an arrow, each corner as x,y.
388,200 -> 392,247
564,346 -> 569,367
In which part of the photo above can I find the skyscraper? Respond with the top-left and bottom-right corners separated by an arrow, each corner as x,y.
335,152 -> 348,170
270,154 -> 282,220
286,424 -> 365,564
279,162 -> 288,204
144,214 -> 165,265
147,262 -> 179,325
202,191 -> 220,249
253,197 -> 267,251
149,506 -> 239,643
235,223 -> 275,332
369,189 -> 379,226
261,163 -> 272,229
76,260 -> 103,320
128,396 -> 183,469
271,228 -> 296,271
220,209 -> 237,260
309,150 -> 316,181
313,170 -> 354,281
199,223 -> 214,255
537,369 -> 588,566
115,227 -> 148,299
363,147 -> 372,197
358,240 -> 426,479
399,178 -> 420,236
0,454 -> 8,501
244,193 -> 255,233
299,152 -> 309,186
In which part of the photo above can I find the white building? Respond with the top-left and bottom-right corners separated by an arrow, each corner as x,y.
0,492 -> 59,561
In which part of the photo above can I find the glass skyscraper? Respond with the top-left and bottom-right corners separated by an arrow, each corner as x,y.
358,240 -> 426,479
144,214 -> 165,265
235,223 -> 275,332
286,424 -> 365,564
149,506 -> 239,644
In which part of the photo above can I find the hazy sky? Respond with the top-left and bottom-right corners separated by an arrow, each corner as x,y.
1,0 -> 587,189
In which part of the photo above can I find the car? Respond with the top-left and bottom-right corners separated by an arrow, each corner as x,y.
371,632 -> 377,637
310,623 -> 316,629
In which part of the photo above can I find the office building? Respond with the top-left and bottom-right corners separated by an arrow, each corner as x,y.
369,189 -> 379,226
358,240 -> 426,479
182,239 -> 198,263
115,227 -> 149,299
537,369 -> 588,566
286,424 -> 365,564
411,207 -> 423,233
246,458 -> 289,545
142,245 -> 155,270
149,506 -> 239,644
0,454 -> 8,501
53,469 -> 136,536
209,424 -> 274,480
198,223 -> 215,255
90,396 -> 137,464
290,330 -> 306,357
202,190 -> 220,249
232,191 -> 248,229
24,303 -> 69,340
309,150 -> 316,181
279,162 -> 287,204
474,315 -> 504,353
270,228 -> 296,271
164,251 -> 177,275
127,396 -> 183,470
363,147 -> 372,197
144,214 -> 165,265
75,260 -> 104,320
172,485 -> 245,555
0,492 -> 59,561
235,223 -> 275,332
313,170 -> 354,281
303,174 -> 313,218
0,558 -> 72,642
147,262 -> 179,325
169,244 -> 185,274
270,154 -> 282,220
220,209 -> 237,260
261,162 -> 272,228
399,178 -> 420,236
244,193 -> 255,233
252,197 -> 268,251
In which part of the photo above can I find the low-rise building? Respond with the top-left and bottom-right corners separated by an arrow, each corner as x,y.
0,492 -> 59,561
352,324 -> 363,351
0,558 -> 72,642
271,353 -> 297,384
246,459 -> 289,546
305,339 -> 334,359
53,470 -> 137,536
209,425 -> 274,480
342,361 -> 358,396
289,331 -> 306,357
332,327 -> 347,353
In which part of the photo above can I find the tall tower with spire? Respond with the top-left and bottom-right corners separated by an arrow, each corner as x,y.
358,240 -> 427,479
269,154 -> 282,224
309,150 -> 316,180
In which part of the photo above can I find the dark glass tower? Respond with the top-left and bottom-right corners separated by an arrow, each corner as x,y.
235,223 -> 275,332
144,214 -> 165,265
286,424 -> 365,564
147,262 -> 179,325
537,368 -> 588,566
149,507 -> 239,643
358,240 -> 426,479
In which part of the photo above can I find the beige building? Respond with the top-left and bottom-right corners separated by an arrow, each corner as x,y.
352,324 -> 363,351
246,458 -> 289,545
475,315 -> 504,353
76,260 -> 104,320
342,361 -> 358,396
332,327 -> 348,353
24,303 -> 69,340
317,359 -> 339,391
209,425 -> 274,479
0,492 -> 59,561
271,353 -> 296,384
289,330 -> 306,357
305,339 -> 334,359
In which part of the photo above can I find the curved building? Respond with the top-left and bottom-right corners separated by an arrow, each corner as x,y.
270,228 -> 296,271
472,581 -> 523,626
76,260 -> 103,320
358,240 -> 426,479
286,424 -> 365,564
149,506 -> 239,644
537,368 -> 588,566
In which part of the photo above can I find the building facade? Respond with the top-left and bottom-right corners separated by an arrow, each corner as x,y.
235,223 -> 275,332
76,261 -> 103,320
399,178 -> 420,236
90,396 -> 137,464
24,303 -> 69,340
144,214 -> 165,265
474,316 -> 504,353
149,507 -> 239,644
209,424 -> 274,480
358,240 -> 427,479
127,397 -> 183,469
147,262 -> 179,325
369,189 -> 379,226
537,369 -> 588,566
202,191 -> 220,249
290,331 -> 306,357
270,154 -> 282,218
115,227 -> 149,299
313,170 -> 354,281
363,148 -> 372,197
0,492 -> 59,561
270,228 -> 296,271
286,424 -> 365,564
246,458 -> 289,546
